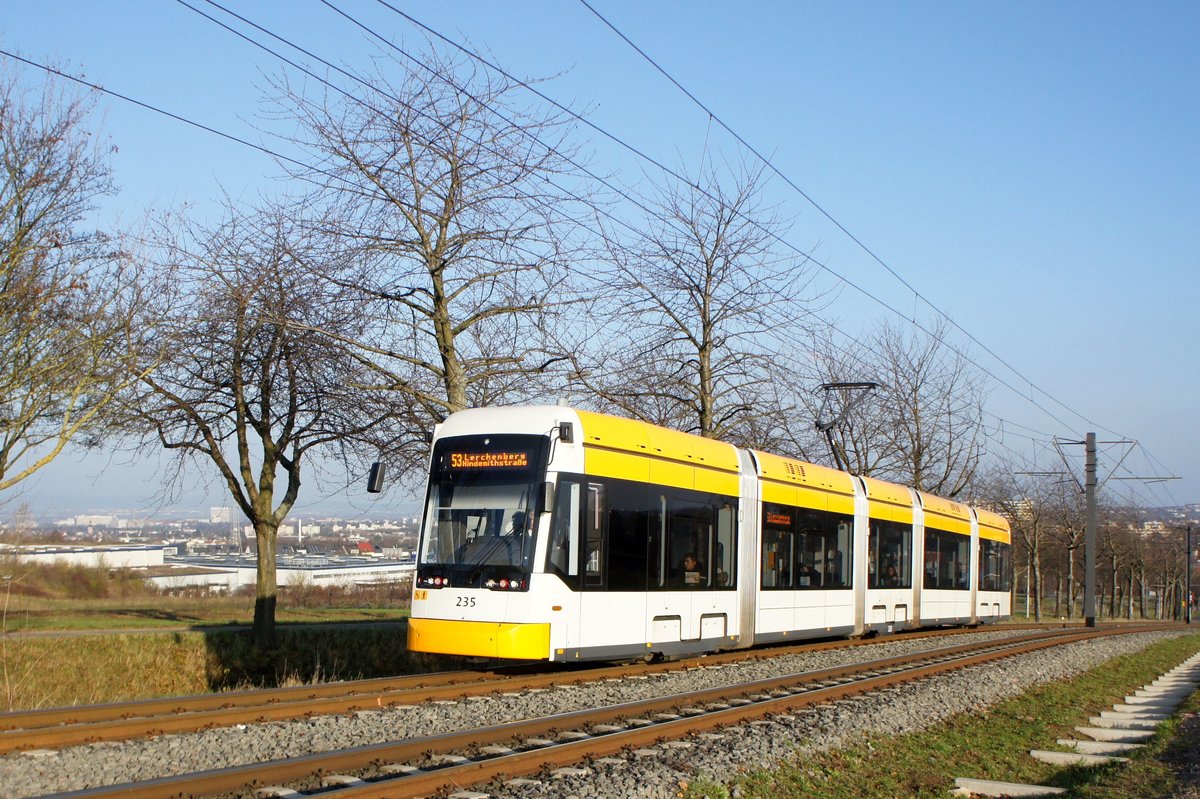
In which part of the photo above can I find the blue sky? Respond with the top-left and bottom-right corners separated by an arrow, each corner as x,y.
1,1 -> 1196,519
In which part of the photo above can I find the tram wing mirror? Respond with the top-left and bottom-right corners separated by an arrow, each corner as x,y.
542,480 -> 554,513
366,462 -> 386,494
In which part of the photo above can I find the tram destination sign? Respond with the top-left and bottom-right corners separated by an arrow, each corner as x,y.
449,451 -> 530,469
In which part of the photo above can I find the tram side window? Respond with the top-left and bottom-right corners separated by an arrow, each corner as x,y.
761,503 -> 795,589
978,539 -> 1012,592
924,528 -> 970,590
798,511 -> 825,587
649,493 -> 736,591
605,480 -> 651,591
868,519 -> 913,589
548,480 -> 581,587
561,475 -> 657,593
826,513 -> 854,589
584,483 -> 606,588
761,504 -> 852,590
666,497 -> 714,588
713,503 -> 735,588
798,508 -> 853,589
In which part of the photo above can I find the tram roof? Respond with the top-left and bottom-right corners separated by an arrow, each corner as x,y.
575,409 -> 741,473
751,450 -> 856,496
975,507 -> 1011,542
860,475 -> 914,507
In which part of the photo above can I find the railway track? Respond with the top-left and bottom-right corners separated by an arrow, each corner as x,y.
23,624 -> 1171,799
0,624 -> 1052,755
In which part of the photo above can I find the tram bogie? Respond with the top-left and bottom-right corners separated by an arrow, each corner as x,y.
405,405 -> 1012,663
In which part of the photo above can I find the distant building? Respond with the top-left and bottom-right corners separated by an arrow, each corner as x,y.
209,507 -> 232,524
0,543 -> 166,568
0,542 -> 413,593
148,552 -> 413,592
1139,520 -> 1168,536
73,514 -> 124,528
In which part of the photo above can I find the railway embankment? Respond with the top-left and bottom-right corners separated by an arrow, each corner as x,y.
1,627 -> 1196,799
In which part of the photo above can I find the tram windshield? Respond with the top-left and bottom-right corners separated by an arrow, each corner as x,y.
418,434 -> 548,580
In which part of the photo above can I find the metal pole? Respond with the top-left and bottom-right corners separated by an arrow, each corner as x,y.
1188,525 -> 1193,625
1084,432 -> 1097,628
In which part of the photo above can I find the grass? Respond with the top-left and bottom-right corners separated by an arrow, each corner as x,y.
678,632 -> 1200,799
0,555 -> 411,631
4,600 -> 409,631
0,558 -> 443,710
0,622 -> 470,711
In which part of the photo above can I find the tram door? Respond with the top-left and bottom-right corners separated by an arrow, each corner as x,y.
648,497 -> 703,643
575,481 -> 649,657
648,496 -> 733,645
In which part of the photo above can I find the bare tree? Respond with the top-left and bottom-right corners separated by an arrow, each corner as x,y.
801,331 -> 895,473
876,319 -> 984,495
268,45 -> 590,476
1047,484 -> 1086,618
0,70 -> 144,491
575,156 -> 818,446
805,318 -> 984,495
129,201 -> 385,647
978,464 -> 1067,621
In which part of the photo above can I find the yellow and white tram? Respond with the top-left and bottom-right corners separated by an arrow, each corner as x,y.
406,405 -> 1012,662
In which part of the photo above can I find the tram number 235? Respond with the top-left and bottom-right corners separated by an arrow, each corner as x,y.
455,596 -> 476,608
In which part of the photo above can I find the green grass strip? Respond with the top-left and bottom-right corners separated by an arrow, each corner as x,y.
681,632 -> 1200,799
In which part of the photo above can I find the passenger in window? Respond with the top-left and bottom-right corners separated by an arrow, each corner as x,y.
882,564 -> 900,588
797,561 -> 816,587
507,511 -> 528,536
675,552 -> 705,588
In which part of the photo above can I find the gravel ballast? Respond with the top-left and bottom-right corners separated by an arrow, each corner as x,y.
0,629 -> 1194,799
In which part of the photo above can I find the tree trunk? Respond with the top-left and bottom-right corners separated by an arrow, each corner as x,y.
1126,572 -> 1134,620
1067,549 -> 1077,619
1108,558 -> 1118,619
1032,538 -> 1042,623
1024,550 -> 1032,619
253,521 -> 279,648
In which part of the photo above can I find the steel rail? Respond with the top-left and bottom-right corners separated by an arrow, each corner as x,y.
355,627 -> 1127,799
1,624 -> 1053,753
0,668 -> 504,731
46,625 -> 1157,799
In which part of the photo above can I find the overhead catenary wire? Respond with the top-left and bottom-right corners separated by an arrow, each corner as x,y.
334,5 -> 1179,516
573,0 -> 1126,443
358,0 -> 1121,444
0,22 -> 1102,479
4,13 -> 1180,511
158,0 -> 1148,465
0,48 -> 319,178
571,1 -> 1188,504
179,0 -> 741,285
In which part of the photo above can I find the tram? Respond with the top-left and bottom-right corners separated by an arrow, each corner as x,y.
404,405 -> 1011,662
